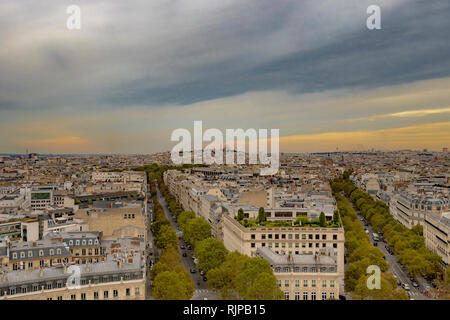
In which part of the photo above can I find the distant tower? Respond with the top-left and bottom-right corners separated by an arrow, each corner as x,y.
443,147 -> 448,153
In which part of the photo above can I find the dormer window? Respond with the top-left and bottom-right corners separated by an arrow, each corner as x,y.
49,249 -> 54,256
39,250 -> 44,257
76,240 -> 80,246
69,240 -> 73,246
56,249 -> 61,255
13,253 -> 18,259
20,252 -> 26,258
82,240 -> 86,246
88,240 -> 93,245
28,251 -> 33,258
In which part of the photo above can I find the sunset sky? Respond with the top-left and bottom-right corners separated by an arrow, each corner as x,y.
1,0 -> 449,154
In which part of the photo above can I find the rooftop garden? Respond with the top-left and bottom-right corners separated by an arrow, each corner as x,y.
235,207 -> 341,228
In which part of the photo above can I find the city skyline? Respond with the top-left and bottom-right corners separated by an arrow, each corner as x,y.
1,0 -> 449,154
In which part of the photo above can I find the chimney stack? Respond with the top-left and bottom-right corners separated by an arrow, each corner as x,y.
33,242 -> 37,247
117,258 -> 122,269
2,270 -> 6,282
39,266 -> 43,277
63,263 -> 67,274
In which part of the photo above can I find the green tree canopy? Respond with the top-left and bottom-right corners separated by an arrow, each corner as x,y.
194,238 -> 228,274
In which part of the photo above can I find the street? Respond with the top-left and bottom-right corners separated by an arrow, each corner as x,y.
155,181 -> 218,299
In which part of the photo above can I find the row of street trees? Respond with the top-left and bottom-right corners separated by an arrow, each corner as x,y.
332,172 -> 443,280
149,185 -> 194,299
334,192 -> 407,299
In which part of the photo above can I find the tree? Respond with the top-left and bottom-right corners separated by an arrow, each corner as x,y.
237,208 -> 244,221
235,257 -> 277,299
411,224 -> 423,236
155,224 -> 178,250
184,217 -> 211,247
150,262 -> 170,281
257,207 -> 267,224
207,251 -> 249,299
194,238 -> 228,274
332,210 -> 339,225
178,211 -> 195,232
159,247 -> 181,268
245,272 -> 284,300
319,212 -> 327,227
153,271 -> 194,300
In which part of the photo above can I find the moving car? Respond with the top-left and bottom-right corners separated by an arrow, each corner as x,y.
203,277 -> 207,282
412,281 -> 419,288
402,283 -> 410,291
187,245 -> 192,250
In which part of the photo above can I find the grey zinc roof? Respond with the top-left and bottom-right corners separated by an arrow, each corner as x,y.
256,246 -> 336,267
1,253 -> 143,286
9,240 -> 71,260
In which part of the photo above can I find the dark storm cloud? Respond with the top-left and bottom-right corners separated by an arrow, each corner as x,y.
104,0 -> 450,107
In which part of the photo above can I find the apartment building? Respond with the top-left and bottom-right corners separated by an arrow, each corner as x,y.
6,239 -> 72,271
393,194 -> 449,228
0,254 -> 145,300
46,231 -> 106,265
0,218 -> 39,242
424,211 -> 450,265
221,214 -> 345,278
74,201 -> 145,240
257,247 -> 339,300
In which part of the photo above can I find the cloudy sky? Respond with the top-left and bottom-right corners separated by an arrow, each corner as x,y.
1,0 -> 449,154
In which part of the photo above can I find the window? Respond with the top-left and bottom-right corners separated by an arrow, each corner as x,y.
57,296 -> 63,301
81,293 -> 86,300
312,280 -> 316,288
46,283 -> 52,290
330,280 -> 335,288
333,243 -> 337,248
135,287 -> 140,295
251,243 -> 255,248
322,280 -> 327,288
126,288 -> 131,296
284,292 -> 289,300
330,292 -> 335,299
89,240 -> 93,245
333,235 -> 337,240
69,240 -> 73,245
71,294 -> 76,300
261,234 -> 266,240
303,280 -> 308,287
303,292 -> 308,300
13,253 -> 18,259
28,251 -> 33,258
295,280 -> 300,287
94,292 -> 99,300
295,292 -> 300,300
315,234 -> 320,240
32,284 -> 39,292
56,249 -> 61,255
311,292 -> 316,300
288,234 -> 292,240
82,240 -> 86,246
284,267 -> 290,273
113,289 -> 118,297
308,234 -> 313,240
285,280 -> 289,287
251,234 -> 255,240
277,280 -> 281,287
322,234 -> 327,240
104,291 -> 109,298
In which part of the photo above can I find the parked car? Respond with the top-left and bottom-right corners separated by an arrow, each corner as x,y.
402,283 -> 410,291
182,252 -> 187,257
200,270 -> 204,276
180,245 -> 186,249
203,277 -> 207,282
412,281 -> 419,288
187,245 -> 192,250
190,268 -> 196,273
